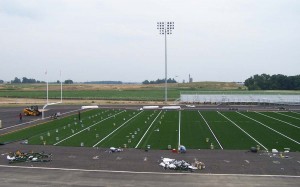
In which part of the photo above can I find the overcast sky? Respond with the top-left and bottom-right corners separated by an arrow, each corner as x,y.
0,0 -> 299,83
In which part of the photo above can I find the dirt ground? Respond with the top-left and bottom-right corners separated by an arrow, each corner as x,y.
0,97 -> 165,106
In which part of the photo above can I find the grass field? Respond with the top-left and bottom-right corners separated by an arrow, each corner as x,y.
0,109 -> 299,152
0,82 -> 247,101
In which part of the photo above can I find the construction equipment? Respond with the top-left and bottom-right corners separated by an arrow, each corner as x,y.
23,105 -> 40,116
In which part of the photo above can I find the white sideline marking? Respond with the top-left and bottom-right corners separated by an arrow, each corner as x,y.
218,112 -> 268,151
237,112 -> 300,145
0,165 -> 299,178
275,112 -> 300,121
135,111 -> 162,148
0,118 -> 42,131
0,109 -> 81,131
198,111 -> 223,150
256,112 -> 300,129
54,110 -> 125,146
178,110 -> 181,148
93,111 -> 143,147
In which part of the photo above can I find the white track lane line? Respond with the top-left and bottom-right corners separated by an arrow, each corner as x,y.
198,111 -> 223,150
135,111 -> 162,148
54,110 -> 124,146
0,165 -> 299,178
237,112 -> 300,145
93,111 -> 143,147
255,112 -> 300,129
218,112 -> 268,151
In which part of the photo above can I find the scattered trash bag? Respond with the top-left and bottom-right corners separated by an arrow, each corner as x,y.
179,145 -> 186,153
250,147 -> 257,153
109,147 -> 123,153
159,157 -> 203,172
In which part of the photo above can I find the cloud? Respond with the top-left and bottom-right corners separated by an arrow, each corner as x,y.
0,0 -> 299,82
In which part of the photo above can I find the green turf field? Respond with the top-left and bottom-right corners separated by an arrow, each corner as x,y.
0,109 -> 299,151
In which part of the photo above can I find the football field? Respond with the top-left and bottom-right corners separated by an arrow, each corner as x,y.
0,109 -> 299,152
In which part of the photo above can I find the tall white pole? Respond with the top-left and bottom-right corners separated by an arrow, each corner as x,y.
157,21 -> 174,104
46,70 -> 48,104
164,28 -> 168,103
60,70 -> 62,103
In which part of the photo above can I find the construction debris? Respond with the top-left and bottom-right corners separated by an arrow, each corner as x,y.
159,157 -> 205,171
6,150 -> 52,163
109,147 -> 123,153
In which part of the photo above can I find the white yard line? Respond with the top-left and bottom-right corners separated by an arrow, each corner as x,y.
218,112 -> 268,151
93,111 -> 143,147
198,111 -> 223,150
256,112 -> 300,129
178,110 -> 181,148
54,111 -> 124,146
135,111 -> 162,148
275,112 -> 300,121
237,112 -> 300,145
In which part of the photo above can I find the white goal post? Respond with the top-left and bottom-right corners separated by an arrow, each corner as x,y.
42,71 -> 63,119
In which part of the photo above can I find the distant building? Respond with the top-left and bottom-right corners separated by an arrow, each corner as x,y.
189,74 -> 193,83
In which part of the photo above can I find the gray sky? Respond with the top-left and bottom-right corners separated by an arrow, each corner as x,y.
0,0 -> 299,83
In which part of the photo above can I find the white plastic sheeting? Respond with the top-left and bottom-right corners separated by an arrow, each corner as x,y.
81,106 -> 99,109
142,106 -> 160,110
162,106 -> 181,110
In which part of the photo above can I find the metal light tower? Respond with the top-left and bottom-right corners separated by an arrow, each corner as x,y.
157,21 -> 174,103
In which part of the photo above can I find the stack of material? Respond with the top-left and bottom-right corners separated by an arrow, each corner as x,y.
7,151 -> 52,163
159,157 -> 202,171
109,147 -> 123,153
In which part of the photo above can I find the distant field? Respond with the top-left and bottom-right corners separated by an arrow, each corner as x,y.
1,109 -> 299,151
1,82 -> 299,102
0,82 -> 245,101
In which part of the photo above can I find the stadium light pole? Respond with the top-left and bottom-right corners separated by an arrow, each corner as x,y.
157,21 -> 174,103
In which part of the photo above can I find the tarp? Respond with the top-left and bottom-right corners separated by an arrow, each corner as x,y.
81,106 -> 99,109
142,106 -> 160,110
161,106 -> 181,110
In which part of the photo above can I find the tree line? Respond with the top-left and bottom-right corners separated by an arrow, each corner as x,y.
11,77 -> 44,84
244,74 -> 300,90
7,77 -> 74,84
142,78 -> 177,84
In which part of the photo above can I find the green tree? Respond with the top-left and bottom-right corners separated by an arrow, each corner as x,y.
64,79 -> 73,84
11,77 -> 21,83
245,74 -> 300,90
